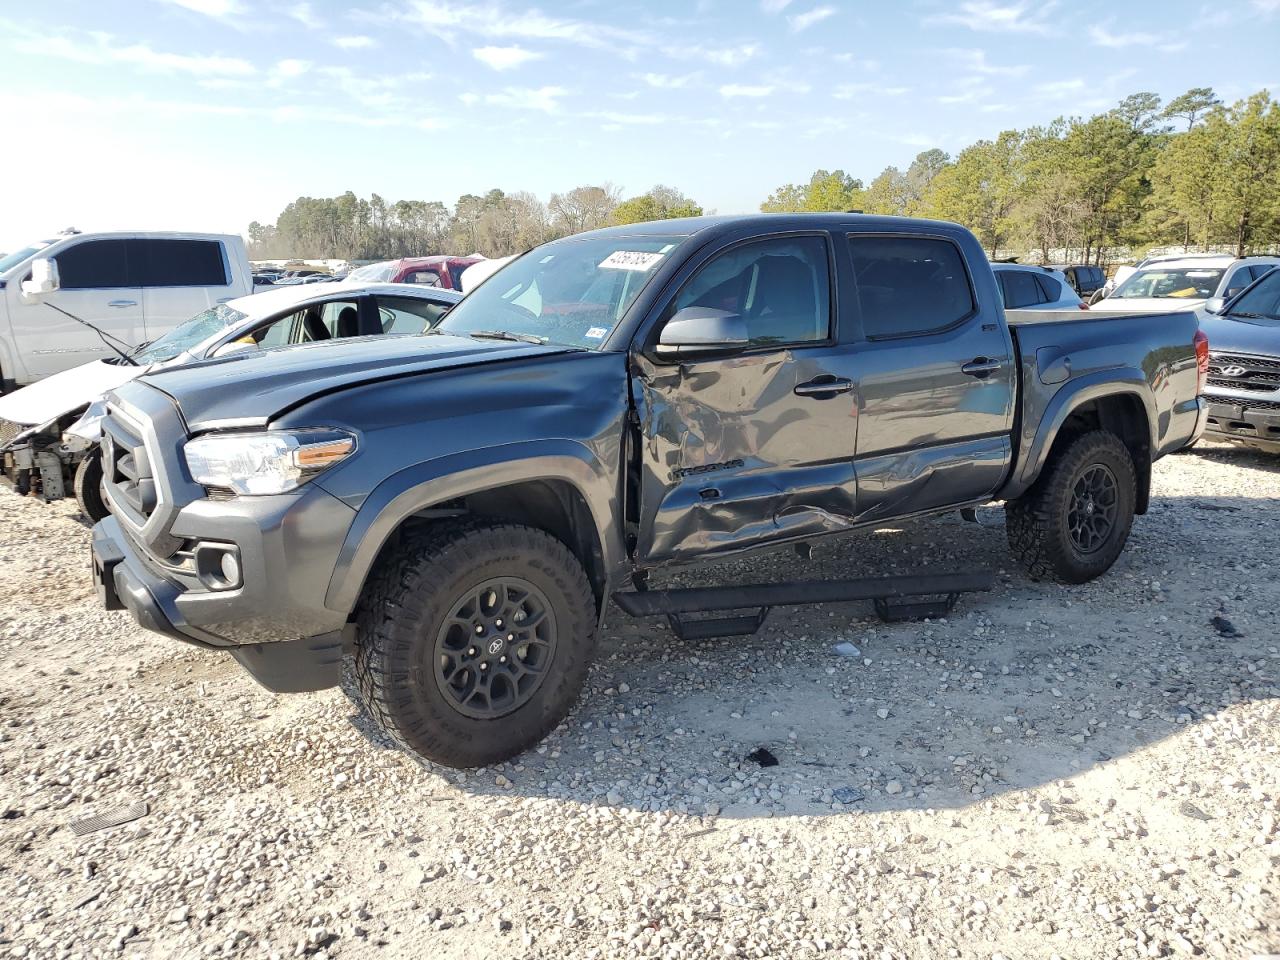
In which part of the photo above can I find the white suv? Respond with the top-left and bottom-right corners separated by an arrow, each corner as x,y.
1091,253 -> 1279,314
0,231 -> 253,388
990,263 -> 1086,311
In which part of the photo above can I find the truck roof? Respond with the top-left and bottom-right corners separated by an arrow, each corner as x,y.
575,213 -> 967,242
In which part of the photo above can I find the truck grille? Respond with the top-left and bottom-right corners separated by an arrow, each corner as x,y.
102,409 -> 158,524
1206,353 -> 1280,393
1206,395 -> 1280,413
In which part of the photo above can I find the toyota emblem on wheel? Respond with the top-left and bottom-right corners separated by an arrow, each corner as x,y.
487,637 -> 504,655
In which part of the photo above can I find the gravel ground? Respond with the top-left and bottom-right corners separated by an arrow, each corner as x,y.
0,442 -> 1277,960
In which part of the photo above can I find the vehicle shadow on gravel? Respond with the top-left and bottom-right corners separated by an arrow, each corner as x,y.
341,492 -> 1277,820
1185,443 -> 1280,475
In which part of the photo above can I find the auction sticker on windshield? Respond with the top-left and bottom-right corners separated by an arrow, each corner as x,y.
599,251 -> 665,272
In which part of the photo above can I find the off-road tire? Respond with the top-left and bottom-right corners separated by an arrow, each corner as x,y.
1006,430 -> 1137,584
354,519 -> 597,768
74,450 -> 108,522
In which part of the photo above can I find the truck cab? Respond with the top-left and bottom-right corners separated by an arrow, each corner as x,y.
0,231 -> 253,389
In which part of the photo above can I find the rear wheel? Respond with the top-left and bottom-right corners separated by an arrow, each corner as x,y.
74,449 -> 108,522
1006,430 -> 1137,584
354,519 -> 597,768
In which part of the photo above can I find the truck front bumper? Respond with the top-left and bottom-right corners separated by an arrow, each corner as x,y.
1204,397 -> 1280,453
91,499 -> 355,692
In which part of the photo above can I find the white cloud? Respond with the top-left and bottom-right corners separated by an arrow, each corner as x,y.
461,85 -> 568,113
588,110 -> 664,125
401,2 -> 648,54
472,45 -> 543,70
720,83 -> 774,98
1034,77 -> 1086,98
333,35 -> 376,49
16,31 -> 255,76
760,0 -> 793,10
1088,22 -> 1188,53
789,5 -> 836,31
834,82 -> 910,99
928,1 -> 1054,34
639,72 -> 697,89
672,42 -> 761,67
154,0 -> 241,16
287,2 -> 323,28
272,58 -> 311,79
946,48 -> 1029,76
1252,0 -> 1280,12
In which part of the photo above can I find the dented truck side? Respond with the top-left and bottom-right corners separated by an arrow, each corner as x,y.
90,214 -> 1207,768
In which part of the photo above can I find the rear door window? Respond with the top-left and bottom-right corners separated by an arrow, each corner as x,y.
847,236 -> 975,337
55,240 -> 132,289
404,269 -> 443,286
130,239 -> 228,287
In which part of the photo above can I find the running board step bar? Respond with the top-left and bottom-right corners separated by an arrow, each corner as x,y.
612,571 -> 995,641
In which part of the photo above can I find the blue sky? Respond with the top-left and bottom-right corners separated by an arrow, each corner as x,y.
1,0 -> 1277,251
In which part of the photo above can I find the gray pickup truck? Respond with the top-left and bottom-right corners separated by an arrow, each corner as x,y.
90,215 -> 1208,767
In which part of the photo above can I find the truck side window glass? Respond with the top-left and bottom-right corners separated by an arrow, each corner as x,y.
405,270 -> 442,286
130,239 -> 228,287
55,240 -> 131,289
847,236 -> 975,338
671,236 -> 831,347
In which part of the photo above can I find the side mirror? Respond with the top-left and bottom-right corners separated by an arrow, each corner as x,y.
211,340 -> 258,358
20,257 -> 59,299
1203,297 -> 1226,315
655,307 -> 749,359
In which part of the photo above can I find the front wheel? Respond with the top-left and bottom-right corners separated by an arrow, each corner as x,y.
74,449 -> 108,522
354,519 -> 597,768
1006,431 -> 1137,584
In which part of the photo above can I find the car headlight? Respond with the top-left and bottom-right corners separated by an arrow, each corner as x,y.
183,429 -> 356,496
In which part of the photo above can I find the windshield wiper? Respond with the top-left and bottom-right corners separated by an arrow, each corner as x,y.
41,301 -> 138,365
1228,310 -> 1280,321
468,330 -> 548,345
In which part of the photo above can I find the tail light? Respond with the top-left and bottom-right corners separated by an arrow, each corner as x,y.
1194,329 -> 1209,394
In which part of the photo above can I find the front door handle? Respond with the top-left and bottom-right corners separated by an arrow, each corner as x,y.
961,358 -> 1004,378
108,299 -> 137,308
794,376 -> 854,397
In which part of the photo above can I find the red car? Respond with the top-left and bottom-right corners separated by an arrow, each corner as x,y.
346,256 -> 482,290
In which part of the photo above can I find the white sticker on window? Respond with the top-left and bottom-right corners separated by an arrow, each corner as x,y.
585,326 -> 608,339
599,251 -> 665,272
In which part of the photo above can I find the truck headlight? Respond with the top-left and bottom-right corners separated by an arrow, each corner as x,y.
183,429 -> 356,496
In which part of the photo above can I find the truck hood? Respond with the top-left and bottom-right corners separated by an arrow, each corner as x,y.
1200,311 -> 1280,356
136,333 -> 577,430
0,359 -> 144,426
1090,296 -> 1203,314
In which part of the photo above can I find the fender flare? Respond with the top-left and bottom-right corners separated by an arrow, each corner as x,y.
323,439 -> 625,614
1005,369 -> 1157,499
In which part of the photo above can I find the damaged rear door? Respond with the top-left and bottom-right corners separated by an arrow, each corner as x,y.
631,232 -> 860,565
844,233 -> 1015,521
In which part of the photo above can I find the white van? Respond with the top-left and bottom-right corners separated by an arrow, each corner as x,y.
0,231 -> 252,388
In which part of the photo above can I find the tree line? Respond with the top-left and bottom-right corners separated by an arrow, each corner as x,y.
762,88 -> 1280,262
247,88 -> 1280,264
246,184 -> 703,261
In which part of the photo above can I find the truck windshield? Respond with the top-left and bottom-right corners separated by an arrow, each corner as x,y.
0,241 -> 53,274
1226,269 -> 1280,321
435,235 -> 683,350
132,304 -> 249,364
1112,268 -> 1224,300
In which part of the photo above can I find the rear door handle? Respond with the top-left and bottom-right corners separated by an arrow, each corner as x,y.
961,358 -> 1004,378
108,299 -> 137,308
794,376 -> 854,397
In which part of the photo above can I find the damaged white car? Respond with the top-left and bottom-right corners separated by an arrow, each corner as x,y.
0,282 -> 461,519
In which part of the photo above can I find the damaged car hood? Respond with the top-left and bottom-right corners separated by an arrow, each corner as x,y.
0,359 -> 144,427
136,333 -> 577,430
